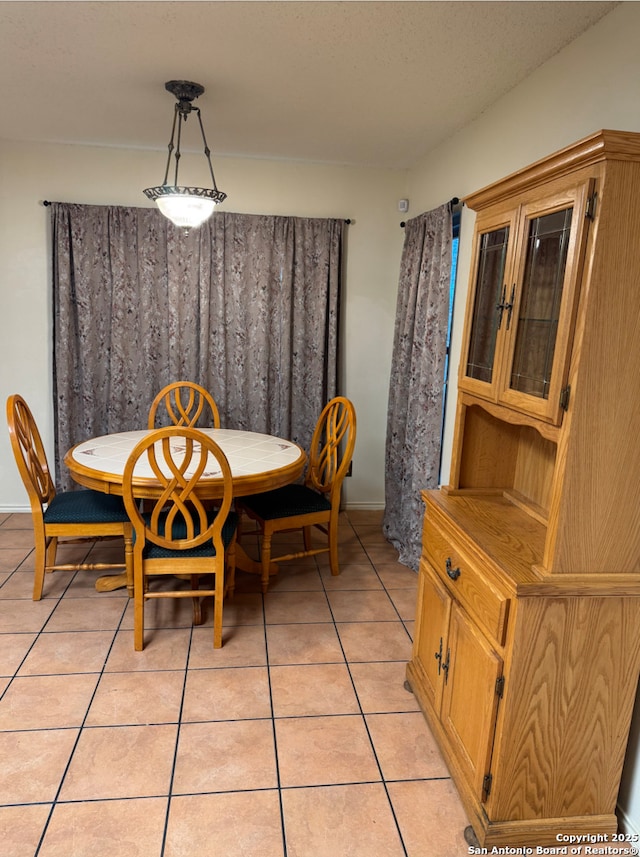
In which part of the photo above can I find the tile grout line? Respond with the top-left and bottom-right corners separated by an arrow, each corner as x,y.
33,595 -> 130,857
260,587 -> 290,857
159,623 -> 195,857
318,533 -> 411,857
0,542 -> 95,701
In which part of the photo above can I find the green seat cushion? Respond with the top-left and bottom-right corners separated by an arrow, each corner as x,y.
142,511 -> 238,559
44,490 -> 129,524
241,484 -> 330,520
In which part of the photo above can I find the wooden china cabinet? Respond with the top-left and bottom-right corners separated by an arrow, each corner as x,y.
406,131 -> 640,847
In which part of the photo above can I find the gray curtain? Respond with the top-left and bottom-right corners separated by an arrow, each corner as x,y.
52,204 -> 343,490
383,203 -> 453,570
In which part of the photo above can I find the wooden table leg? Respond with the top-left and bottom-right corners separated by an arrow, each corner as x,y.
95,530 -> 133,594
95,572 -> 130,592
235,543 -> 279,577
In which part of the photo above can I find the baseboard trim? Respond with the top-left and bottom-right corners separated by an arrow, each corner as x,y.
616,803 -> 640,838
0,505 -> 30,515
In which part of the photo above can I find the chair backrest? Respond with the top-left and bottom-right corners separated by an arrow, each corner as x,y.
306,397 -> 356,502
147,382 -> 220,430
6,394 -> 55,514
122,426 -> 233,555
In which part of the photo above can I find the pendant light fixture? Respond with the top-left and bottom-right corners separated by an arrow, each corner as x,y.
144,80 -> 226,232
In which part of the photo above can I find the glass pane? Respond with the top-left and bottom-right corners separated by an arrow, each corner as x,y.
466,226 -> 509,383
510,207 -> 573,399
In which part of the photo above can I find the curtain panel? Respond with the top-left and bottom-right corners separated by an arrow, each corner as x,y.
383,203 -> 453,570
52,204 -> 343,490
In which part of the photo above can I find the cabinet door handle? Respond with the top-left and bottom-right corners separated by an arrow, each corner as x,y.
442,648 -> 450,684
496,284 -> 507,329
446,557 -> 461,580
435,637 -> 443,674
505,284 -> 516,330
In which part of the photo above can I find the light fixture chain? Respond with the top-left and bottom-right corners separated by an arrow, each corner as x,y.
161,104 -> 180,187
195,107 -> 220,192
173,109 -> 185,187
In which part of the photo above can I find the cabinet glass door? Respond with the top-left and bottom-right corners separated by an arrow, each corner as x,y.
499,181 -> 591,424
508,207 -> 573,399
465,225 -> 510,385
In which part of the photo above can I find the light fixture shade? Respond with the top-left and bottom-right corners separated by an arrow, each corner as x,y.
144,80 -> 226,232
145,186 -> 224,230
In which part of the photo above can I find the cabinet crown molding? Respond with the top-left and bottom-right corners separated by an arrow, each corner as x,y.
464,129 -> 640,211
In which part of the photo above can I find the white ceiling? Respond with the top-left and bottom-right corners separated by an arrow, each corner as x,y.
0,1 -> 617,170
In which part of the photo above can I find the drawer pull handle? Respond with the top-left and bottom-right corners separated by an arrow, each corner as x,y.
446,557 -> 461,580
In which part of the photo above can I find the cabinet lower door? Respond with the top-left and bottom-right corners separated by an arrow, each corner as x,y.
413,564 -> 451,712
440,604 -> 503,800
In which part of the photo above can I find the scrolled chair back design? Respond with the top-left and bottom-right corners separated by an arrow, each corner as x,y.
147,381 -> 220,429
8,394 -> 56,508
307,396 -> 356,496
123,427 -> 232,552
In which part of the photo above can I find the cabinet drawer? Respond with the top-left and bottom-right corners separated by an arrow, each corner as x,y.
423,515 -> 509,646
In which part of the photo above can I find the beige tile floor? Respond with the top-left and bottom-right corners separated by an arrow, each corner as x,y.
0,509 -> 472,857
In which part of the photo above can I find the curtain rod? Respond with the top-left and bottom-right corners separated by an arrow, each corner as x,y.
400,196 -> 460,228
43,201 -> 352,223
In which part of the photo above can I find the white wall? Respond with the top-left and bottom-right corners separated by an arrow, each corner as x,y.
403,1 -> 640,833
0,140 -> 407,511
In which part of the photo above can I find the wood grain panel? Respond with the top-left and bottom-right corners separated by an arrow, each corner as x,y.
490,596 -> 640,820
550,160 -> 640,573
457,404 -> 519,490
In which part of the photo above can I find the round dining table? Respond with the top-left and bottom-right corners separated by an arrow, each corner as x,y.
64,427 -> 306,591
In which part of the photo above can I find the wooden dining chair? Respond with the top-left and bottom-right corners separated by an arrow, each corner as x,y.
6,394 -> 133,600
122,426 -> 237,650
148,381 -> 220,429
236,396 -> 356,592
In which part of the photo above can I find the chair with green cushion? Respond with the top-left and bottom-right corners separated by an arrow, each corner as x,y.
148,381 -> 220,429
122,426 -> 237,650
237,397 -> 356,592
6,394 -> 133,600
